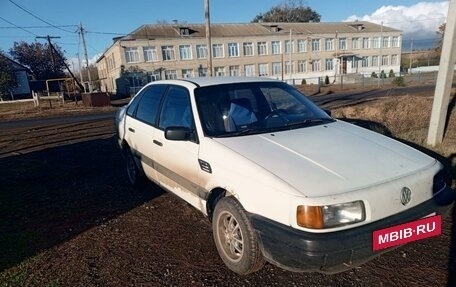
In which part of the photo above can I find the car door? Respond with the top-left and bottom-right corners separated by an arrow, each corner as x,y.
153,85 -> 203,210
124,84 -> 167,183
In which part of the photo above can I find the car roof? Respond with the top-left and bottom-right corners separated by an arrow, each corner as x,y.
150,76 -> 281,88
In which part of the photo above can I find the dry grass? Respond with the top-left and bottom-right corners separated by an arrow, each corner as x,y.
0,100 -> 116,120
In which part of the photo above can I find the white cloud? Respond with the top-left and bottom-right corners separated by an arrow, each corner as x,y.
344,1 -> 448,41
67,53 -> 102,72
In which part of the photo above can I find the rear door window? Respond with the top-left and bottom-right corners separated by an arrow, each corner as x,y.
135,85 -> 167,126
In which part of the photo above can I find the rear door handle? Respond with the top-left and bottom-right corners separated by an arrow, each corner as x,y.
153,140 -> 163,146
128,127 -> 135,133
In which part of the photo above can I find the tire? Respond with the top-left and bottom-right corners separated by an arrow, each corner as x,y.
125,148 -> 146,188
212,197 -> 265,275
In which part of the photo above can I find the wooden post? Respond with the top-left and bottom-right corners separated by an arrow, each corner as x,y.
427,0 -> 456,145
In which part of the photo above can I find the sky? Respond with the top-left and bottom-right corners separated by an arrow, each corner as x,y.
0,0 -> 450,67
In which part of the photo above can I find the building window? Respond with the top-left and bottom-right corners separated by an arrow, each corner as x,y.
143,46 -> 158,62
392,36 -> 400,48
391,54 -> 398,65
362,37 -> 370,49
298,60 -> 306,73
229,65 -> 240,76
325,59 -> 333,71
339,38 -> 347,51
228,43 -> 240,57
212,44 -> 224,58
257,42 -> 267,55
351,57 -> 357,69
382,55 -> 389,66
244,64 -> 255,76
125,47 -> 140,63
179,45 -> 193,60
196,45 -> 207,59
198,67 -> 208,77
271,41 -> 281,54
372,37 -> 380,49
297,39 -> 307,52
352,38 -> 360,50
361,56 -> 369,67
180,28 -> 190,36
325,38 -> 334,51
258,63 -> 268,76
272,62 -> 281,75
214,66 -> 225,76
182,69 -> 194,78
147,72 -> 160,82
371,56 -> 378,67
165,70 -> 177,79
107,54 -> 115,70
311,60 -> 320,72
285,40 -> 294,53
161,46 -> 175,61
285,61 -> 293,74
311,39 -> 320,51
382,36 -> 390,48
243,42 -> 254,56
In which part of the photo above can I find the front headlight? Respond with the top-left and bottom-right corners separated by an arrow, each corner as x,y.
297,200 -> 365,229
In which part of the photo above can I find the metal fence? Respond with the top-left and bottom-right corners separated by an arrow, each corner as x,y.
292,71 -> 454,94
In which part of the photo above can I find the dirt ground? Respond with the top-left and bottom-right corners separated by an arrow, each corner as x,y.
0,90 -> 455,286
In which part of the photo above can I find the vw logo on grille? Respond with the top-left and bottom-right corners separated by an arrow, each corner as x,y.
400,187 -> 412,205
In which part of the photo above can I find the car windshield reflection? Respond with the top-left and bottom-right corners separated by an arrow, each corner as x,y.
195,81 -> 333,137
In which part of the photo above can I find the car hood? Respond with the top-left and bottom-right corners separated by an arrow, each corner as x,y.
213,120 -> 435,197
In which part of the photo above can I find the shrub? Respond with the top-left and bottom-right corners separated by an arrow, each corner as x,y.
392,76 -> 405,87
380,70 -> 387,79
301,78 -> 307,85
371,71 -> 378,78
388,69 -> 395,78
324,75 -> 330,85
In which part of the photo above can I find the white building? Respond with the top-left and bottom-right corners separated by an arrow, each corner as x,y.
96,21 -> 402,94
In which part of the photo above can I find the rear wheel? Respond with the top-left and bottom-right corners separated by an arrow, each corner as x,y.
212,197 -> 265,275
125,148 -> 145,188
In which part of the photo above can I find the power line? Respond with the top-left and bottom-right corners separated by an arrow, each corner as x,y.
0,25 -> 78,29
0,16 -> 37,36
8,0 -> 75,34
85,30 -> 127,36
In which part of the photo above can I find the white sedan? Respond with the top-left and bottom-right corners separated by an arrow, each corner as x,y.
115,77 -> 454,275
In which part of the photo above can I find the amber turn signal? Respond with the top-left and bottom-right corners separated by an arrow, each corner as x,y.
296,205 -> 324,229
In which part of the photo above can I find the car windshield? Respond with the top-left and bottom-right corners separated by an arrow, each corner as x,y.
195,81 -> 334,137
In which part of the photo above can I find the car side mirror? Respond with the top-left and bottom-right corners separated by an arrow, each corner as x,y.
165,127 -> 193,141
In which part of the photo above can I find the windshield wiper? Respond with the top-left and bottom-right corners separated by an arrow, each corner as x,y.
285,117 -> 335,128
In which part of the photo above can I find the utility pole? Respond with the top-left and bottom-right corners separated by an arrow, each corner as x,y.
204,0 -> 212,77
77,53 -> 86,93
427,0 -> 456,145
289,29 -> 293,83
378,21 -> 383,88
79,23 -> 92,92
409,38 -> 414,74
36,35 -> 60,72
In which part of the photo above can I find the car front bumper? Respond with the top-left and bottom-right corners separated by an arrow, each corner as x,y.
250,185 -> 455,274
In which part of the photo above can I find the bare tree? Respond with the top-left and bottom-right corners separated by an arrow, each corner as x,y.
435,23 -> 446,52
252,0 -> 320,23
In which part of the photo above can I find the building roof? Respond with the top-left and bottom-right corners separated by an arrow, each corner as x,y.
0,53 -> 32,73
124,21 -> 401,40
96,21 -> 401,63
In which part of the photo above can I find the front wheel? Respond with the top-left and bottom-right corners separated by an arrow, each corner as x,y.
125,148 -> 145,188
212,197 -> 265,275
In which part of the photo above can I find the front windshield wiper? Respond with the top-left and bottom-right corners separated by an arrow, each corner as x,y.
284,117 -> 335,128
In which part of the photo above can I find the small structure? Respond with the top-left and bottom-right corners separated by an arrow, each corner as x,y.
0,54 -> 33,100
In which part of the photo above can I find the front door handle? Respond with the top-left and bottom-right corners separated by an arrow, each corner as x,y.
128,127 -> 135,133
153,140 -> 163,146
